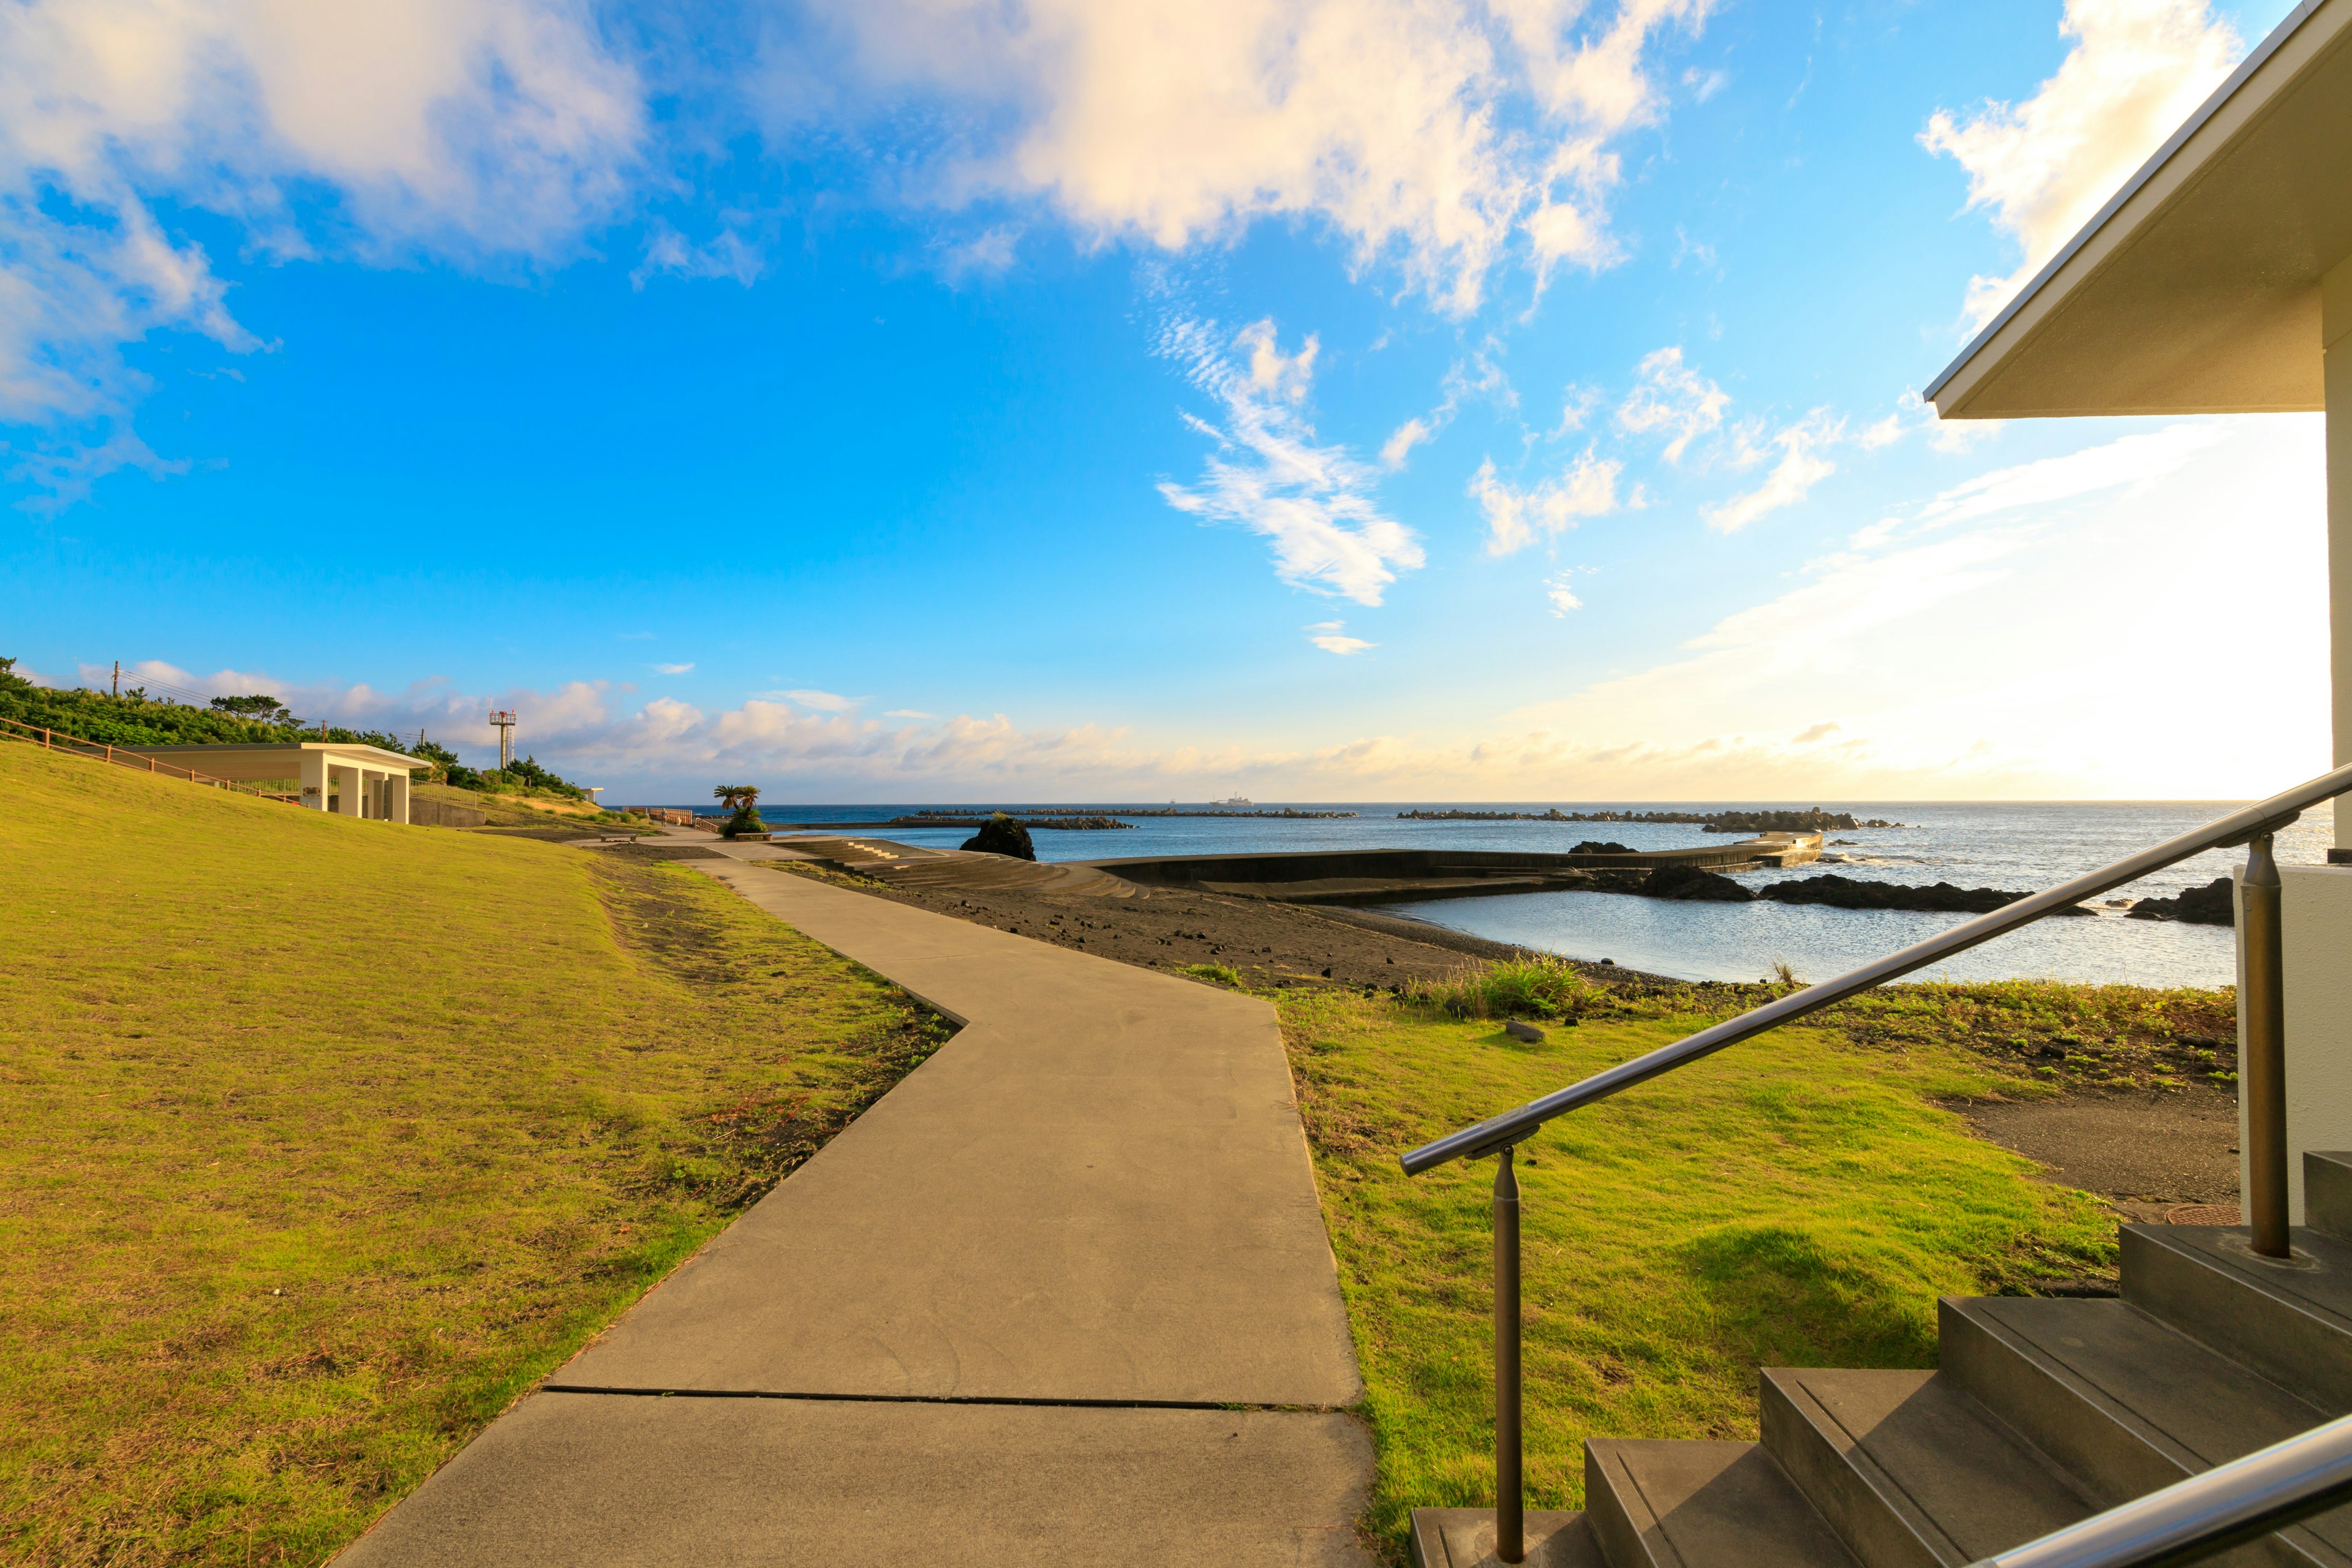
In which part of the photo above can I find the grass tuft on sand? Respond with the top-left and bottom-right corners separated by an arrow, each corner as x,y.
0,741 -> 943,1567
1276,984 -> 2121,1557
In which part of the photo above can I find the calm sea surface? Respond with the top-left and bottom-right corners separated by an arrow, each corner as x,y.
649,801 -> 2337,990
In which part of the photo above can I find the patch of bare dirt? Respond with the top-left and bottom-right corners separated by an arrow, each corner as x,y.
1953,1084 -> 2239,1216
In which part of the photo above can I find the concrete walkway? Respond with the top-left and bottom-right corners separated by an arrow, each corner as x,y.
338,853 -> 1371,1566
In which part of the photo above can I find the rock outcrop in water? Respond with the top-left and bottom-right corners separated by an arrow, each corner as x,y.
1570,840 -> 1635,856
1760,874 -> 2094,916
2127,877 -> 2235,926
960,813 -> 1037,862
1642,864 -> 1755,901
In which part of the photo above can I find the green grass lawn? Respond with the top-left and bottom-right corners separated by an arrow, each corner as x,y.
0,742 -> 944,1566
1275,979 -> 2124,1558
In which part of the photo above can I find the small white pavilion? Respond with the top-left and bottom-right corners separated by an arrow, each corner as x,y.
1926,0 -> 2352,1217
116,741 -> 427,824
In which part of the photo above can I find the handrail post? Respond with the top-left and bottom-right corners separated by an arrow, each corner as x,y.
1494,1144 -> 1525,1564
2242,833 -> 2291,1257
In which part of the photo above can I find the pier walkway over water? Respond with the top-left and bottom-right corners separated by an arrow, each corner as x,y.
337,837 -> 1372,1566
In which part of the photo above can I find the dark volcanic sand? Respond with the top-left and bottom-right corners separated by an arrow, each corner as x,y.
768,862 -> 1619,990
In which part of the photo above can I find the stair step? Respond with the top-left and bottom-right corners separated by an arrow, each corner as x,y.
1410,1509 -> 1600,1568
1585,1439 -> 1858,1568
2308,1154 -> 2352,1245
2122,1225 -> 2352,1413
1760,1367 -> 2093,1568
1939,1295 -> 2348,1567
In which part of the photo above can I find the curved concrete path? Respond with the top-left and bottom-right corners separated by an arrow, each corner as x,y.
338,856 -> 1370,1566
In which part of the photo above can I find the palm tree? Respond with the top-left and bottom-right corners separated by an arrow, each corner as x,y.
714,783 -> 764,837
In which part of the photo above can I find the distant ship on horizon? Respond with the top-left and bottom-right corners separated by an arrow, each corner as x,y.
1211,794 -> 1253,808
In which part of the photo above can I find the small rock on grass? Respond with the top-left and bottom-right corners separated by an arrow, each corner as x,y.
1505,1019 -> 1546,1042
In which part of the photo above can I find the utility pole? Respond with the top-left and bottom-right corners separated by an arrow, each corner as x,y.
488,710 -> 517,771
112,660 -> 119,697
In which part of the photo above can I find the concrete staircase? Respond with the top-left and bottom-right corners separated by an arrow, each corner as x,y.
1414,1152 -> 2352,1568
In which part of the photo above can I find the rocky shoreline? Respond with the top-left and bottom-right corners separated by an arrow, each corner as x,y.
1395,806 -> 1901,831
1612,864 -> 2097,914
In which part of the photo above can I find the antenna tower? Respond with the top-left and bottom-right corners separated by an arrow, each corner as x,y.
488,710 -> 517,771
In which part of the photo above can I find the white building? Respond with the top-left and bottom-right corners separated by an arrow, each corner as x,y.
116,742 -> 427,824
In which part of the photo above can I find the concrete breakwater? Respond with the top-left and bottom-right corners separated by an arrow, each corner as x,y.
1079,832 -> 1823,905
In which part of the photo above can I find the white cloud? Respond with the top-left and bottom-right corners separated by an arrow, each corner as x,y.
1702,412 -> 1840,533
1914,423 -> 2226,533
797,0 -> 1716,314
1380,417 -> 1436,470
1156,315 -> 1423,605
1305,620 -> 1375,655
886,709 -> 939,719
0,0 -> 645,466
652,662 -> 695,675
631,224 -> 764,290
1544,573 -> 1584,615
1549,384 -> 1603,438
1379,339 -> 1515,470
938,224 -> 1023,281
1921,0 -> 2238,328
1472,448 -> 1622,555
774,688 -> 862,712
1614,346 -> 1727,462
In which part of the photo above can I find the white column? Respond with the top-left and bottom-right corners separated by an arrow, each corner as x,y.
332,761 -> 364,817
386,773 -> 411,824
299,750 -> 330,811
2328,257 -> 2352,849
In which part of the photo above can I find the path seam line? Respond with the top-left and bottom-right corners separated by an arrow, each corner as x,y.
540,1383 -> 1352,1414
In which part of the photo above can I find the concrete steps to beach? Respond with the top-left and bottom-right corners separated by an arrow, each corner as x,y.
336,853 -> 1370,1566
1415,1150 -> 2352,1568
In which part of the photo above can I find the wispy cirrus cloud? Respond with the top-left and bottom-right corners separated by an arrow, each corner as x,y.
651,662 -> 695,675
1614,345 -> 1727,462
1703,410 -> 1841,533
1921,0 -> 2238,328
1156,315 -> 1423,606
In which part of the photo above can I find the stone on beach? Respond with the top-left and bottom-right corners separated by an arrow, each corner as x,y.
960,812 -> 1038,861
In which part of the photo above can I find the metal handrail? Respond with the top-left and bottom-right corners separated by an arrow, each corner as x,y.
1403,759 -> 2352,1177
1400,760 -> 2352,1566
1967,1411 -> 2352,1568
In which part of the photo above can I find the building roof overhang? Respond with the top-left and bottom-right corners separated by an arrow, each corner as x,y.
114,742 -> 426,780
1926,0 -> 2352,420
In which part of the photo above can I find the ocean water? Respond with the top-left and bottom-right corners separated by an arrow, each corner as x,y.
654,801 -> 2337,990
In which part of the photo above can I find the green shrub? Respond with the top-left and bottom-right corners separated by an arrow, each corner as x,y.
1408,956 -> 1608,1020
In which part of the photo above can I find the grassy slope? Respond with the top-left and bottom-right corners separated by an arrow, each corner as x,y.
0,741 -> 943,1567
1276,985 -> 2117,1556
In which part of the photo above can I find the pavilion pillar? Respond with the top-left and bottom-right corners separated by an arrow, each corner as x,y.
386,772 -> 411,825
299,750 -> 330,812
2255,258 -> 2352,1223
332,762 -> 364,817
2328,257 -> 2352,850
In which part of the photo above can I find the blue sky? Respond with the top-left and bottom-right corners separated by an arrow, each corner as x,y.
1,0 -> 2326,801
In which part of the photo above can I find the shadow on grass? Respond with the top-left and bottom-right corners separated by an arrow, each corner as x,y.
1678,1222 -> 1937,1373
